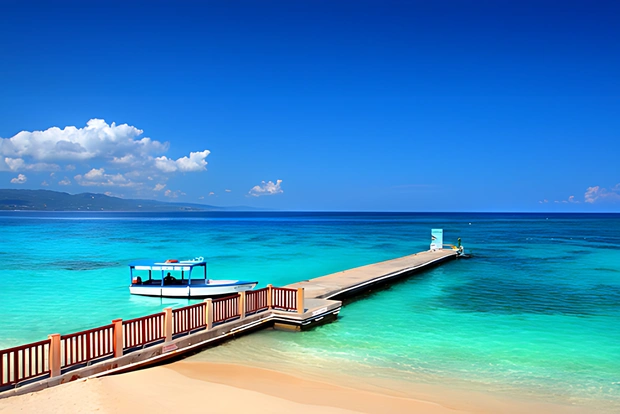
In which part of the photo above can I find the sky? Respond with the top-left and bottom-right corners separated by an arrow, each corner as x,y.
1,0 -> 619,211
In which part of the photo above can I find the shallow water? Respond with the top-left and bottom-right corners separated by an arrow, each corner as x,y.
1,212 -> 619,410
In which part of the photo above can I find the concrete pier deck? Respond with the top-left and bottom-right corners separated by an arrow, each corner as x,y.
288,249 -> 458,301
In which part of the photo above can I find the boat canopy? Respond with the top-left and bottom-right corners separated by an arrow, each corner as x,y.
129,259 -> 206,272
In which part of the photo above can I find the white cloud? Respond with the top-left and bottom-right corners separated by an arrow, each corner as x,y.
74,168 -> 133,187
209,192 -> 215,196
225,189 -> 232,193
0,119 -> 166,165
4,157 -> 60,172
10,174 -> 27,184
153,183 -> 166,191
58,177 -> 71,186
0,119 -> 210,184
155,150 -> 210,173
585,184 -> 620,204
248,179 -> 283,197
164,189 -> 186,198
41,180 -> 49,186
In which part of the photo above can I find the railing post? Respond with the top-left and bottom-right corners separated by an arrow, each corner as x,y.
267,284 -> 273,309
205,299 -> 213,330
164,307 -> 173,342
296,287 -> 305,314
238,291 -> 246,319
112,319 -> 123,358
48,334 -> 61,378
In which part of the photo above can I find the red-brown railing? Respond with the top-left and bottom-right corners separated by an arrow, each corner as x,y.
272,287 -> 297,311
61,324 -> 114,369
172,303 -> 206,335
0,339 -> 50,388
246,288 -> 269,314
0,286 -> 303,389
123,312 -> 165,350
212,295 -> 240,324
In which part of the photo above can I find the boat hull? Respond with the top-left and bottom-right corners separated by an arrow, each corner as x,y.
129,282 -> 258,298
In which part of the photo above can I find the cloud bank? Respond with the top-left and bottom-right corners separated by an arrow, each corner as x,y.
249,179 -> 283,197
1,119 -> 211,195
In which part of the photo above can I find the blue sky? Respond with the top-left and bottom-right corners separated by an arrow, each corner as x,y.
1,0 -> 619,211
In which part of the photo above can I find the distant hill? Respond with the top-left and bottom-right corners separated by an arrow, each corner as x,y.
0,189 -> 257,211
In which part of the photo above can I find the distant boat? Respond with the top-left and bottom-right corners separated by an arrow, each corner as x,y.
128,257 -> 257,298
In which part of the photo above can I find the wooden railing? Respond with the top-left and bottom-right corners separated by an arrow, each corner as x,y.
172,302 -> 206,335
61,324 -> 114,369
212,294 -> 240,324
246,288 -> 269,314
0,285 -> 304,389
0,339 -> 50,388
272,287 -> 298,311
123,313 -> 165,350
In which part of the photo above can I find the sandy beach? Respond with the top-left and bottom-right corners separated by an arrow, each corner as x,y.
0,361 -> 592,414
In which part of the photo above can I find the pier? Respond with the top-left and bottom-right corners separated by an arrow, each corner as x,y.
289,248 -> 457,301
0,248 -> 458,398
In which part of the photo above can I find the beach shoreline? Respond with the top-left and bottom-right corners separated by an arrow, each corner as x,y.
0,360 -> 594,414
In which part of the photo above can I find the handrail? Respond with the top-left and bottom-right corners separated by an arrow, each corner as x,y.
272,287 -> 297,311
0,339 -> 50,387
0,285 -> 303,387
123,312 -> 165,349
172,302 -> 206,335
212,294 -> 240,324
246,288 -> 269,314
61,324 -> 114,369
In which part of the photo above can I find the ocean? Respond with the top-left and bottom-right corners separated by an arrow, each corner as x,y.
1,212 -> 619,411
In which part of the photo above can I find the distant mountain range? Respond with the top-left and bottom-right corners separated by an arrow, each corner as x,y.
0,189 -> 259,211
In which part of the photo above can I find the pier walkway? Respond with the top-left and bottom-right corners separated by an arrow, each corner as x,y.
289,248 -> 457,300
1,248 -> 458,398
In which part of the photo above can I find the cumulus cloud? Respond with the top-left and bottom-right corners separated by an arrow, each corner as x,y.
153,183 -> 166,191
248,179 -> 283,197
10,174 -> 27,184
41,180 -> 49,186
209,192 -> 215,196
155,150 -> 210,173
584,184 -> 620,204
225,189 -> 231,193
0,119 -> 165,165
4,157 -> 60,172
0,119 -> 211,194
58,177 -> 71,186
74,168 -> 134,187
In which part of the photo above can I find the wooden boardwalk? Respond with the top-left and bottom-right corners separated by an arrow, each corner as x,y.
288,249 -> 457,300
1,248 -> 458,398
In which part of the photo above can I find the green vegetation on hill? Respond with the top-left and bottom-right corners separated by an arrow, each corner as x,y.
0,189 -> 241,211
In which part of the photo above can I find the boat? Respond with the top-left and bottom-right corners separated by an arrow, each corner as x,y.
128,257 -> 258,298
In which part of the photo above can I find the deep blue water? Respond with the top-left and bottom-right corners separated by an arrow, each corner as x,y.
1,212 -> 619,410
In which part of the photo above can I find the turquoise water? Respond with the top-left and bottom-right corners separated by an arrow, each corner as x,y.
1,212 -> 619,410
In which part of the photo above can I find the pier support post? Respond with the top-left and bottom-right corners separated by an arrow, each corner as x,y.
267,284 -> 273,309
205,299 -> 213,330
164,307 -> 173,342
238,291 -> 246,319
112,319 -> 123,358
296,287 -> 305,314
48,333 -> 61,378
